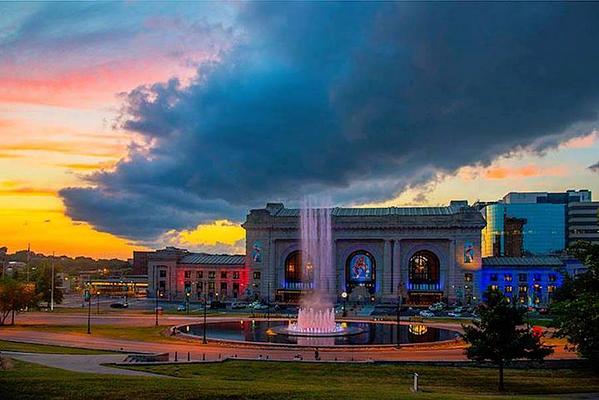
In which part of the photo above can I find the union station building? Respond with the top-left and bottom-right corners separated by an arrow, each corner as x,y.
147,201 -> 492,306
243,202 -> 485,305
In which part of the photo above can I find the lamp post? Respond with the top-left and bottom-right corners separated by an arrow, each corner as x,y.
96,291 -> 100,315
155,288 -> 159,327
267,281 -> 271,327
341,291 -> 348,317
396,281 -> 404,349
203,280 -> 208,344
84,289 -> 91,334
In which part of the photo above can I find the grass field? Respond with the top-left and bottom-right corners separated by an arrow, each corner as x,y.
5,324 -> 174,343
0,339 -> 113,355
1,357 -> 597,400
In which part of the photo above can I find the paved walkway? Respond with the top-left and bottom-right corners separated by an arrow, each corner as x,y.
1,351 -> 166,377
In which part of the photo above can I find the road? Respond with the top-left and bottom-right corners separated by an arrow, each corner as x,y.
0,311 -> 578,363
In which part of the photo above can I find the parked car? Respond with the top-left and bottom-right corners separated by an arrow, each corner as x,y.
428,302 -> 446,312
249,301 -> 268,310
176,304 -> 187,312
230,301 -> 247,309
447,311 -> 461,318
453,306 -> 463,313
419,310 -> 434,318
110,302 -> 128,309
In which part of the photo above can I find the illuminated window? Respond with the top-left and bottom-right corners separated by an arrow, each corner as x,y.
548,285 -> 556,293
233,272 -> 240,280
490,284 -> 499,291
208,271 -> 216,279
465,273 -> 473,282
184,271 -> 191,279
504,274 -> 512,282
197,271 -> 203,279
285,251 -> 304,283
409,251 -> 440,284
505,285 -> 513,293
253,271 -> 261,280
208,282 -> 215,290
519,285 -> 528,293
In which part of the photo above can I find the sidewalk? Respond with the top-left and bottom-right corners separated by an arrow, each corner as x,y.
2,351 -> 167,377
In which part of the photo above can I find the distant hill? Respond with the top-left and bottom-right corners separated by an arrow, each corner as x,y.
1,247 -> 130,275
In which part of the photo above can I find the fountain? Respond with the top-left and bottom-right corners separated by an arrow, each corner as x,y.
277,197 -> 362,337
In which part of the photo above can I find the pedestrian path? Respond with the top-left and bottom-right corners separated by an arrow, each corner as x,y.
2,351 -> 166,377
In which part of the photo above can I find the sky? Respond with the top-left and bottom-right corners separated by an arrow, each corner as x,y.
1,2 -> 598,259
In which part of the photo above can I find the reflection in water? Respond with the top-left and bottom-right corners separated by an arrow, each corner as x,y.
180,321 -> 458,346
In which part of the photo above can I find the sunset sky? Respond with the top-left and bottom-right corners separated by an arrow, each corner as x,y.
1,2 -> 598,259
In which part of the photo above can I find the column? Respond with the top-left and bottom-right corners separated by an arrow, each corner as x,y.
383,239 -> 392,295
267,237 -> 277,301
392,240 -> 401,295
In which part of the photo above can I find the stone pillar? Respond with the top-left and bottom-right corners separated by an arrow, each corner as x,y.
267,236 -> 277,301
383,239 -> 393,296
448,239 -> 457,304
392,240 -> 401,295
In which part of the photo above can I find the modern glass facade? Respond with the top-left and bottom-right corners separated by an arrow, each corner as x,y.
482,203 -> 566,256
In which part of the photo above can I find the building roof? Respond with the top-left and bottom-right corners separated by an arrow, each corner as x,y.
274,205 -> 463,217
179,253 -> 245,265
482,256 -> 563,267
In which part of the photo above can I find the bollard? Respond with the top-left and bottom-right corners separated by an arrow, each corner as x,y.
187,352 -> 190,362
203,353 -> 206,361
413,373 -> 419,392
175,351 -> 178,362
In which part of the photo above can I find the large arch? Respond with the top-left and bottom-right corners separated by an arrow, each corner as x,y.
345,250 -> 376,298
408,250 -> 440,284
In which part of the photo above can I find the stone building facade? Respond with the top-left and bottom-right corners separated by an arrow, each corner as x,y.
243,202 -> 486,305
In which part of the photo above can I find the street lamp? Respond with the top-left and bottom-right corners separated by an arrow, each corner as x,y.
202,280 -> 208,344
341,291 -> 348,317
396,281 -> 404,349
155,289 -> 160,327
96,291 -> 100,315
84,288 -> 91,334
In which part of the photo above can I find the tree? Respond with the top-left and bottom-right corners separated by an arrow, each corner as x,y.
551,242 -> 599,361
33,263 -> 63,307
0,278 -> 37,325
462,289 -> 553,391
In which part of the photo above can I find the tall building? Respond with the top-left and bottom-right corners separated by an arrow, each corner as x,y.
481,189 -> 592,257
568,202 -> 599,246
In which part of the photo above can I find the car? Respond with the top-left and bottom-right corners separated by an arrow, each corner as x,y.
453,306 -> 463,313
110,302 -> 128,309
230,301 -> 247,309
176,304 -> 187,312
249,301 -> 268,310
447,312 -> 461,318
419,310 -> 434,318
428,302 -> 446,312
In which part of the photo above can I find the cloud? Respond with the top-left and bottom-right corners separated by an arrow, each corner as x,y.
589,161 -> 599,173
0,2 -> 235,107
61,2 -> 599,242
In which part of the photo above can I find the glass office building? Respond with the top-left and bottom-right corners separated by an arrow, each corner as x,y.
481,203 -> 566,257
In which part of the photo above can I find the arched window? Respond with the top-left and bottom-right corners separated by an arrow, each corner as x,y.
409,251 -> 440,284
346,250 -> 375,283
285,251 -> 303,283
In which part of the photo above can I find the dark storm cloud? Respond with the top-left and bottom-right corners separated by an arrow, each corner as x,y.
60,2 -> 599,241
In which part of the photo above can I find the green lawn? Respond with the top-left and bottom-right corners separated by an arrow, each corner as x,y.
0,340 -> 112,355
8,324 -> 174,343
2,357 -> 596,400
